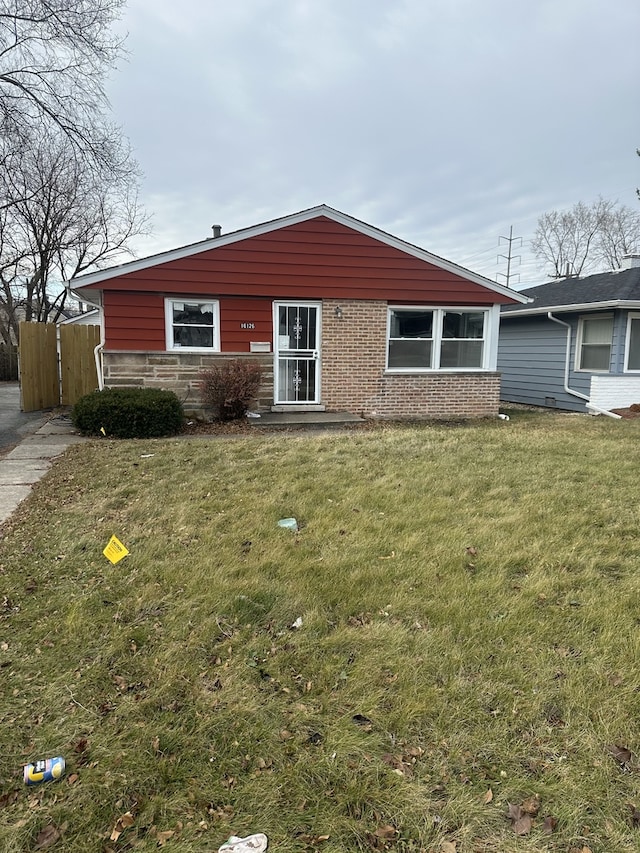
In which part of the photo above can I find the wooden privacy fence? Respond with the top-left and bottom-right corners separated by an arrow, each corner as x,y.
19,322 -> 101,412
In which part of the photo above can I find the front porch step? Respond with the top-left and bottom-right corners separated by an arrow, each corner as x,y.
249,411 -> 364,428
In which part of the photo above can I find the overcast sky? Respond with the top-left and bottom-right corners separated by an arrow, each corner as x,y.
107,0 -> 640,288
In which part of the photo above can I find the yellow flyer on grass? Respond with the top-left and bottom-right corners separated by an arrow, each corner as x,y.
103,535 -> 129,564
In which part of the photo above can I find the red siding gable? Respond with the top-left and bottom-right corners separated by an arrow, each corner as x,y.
91,216 -> 511,306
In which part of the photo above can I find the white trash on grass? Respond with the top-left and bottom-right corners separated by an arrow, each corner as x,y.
218,833 -> 268,852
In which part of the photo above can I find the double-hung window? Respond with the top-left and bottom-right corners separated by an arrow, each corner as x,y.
165,299 -> 220,351
625,313 -> 640,372
576,315 -> 612,372
387,307 -> 487,370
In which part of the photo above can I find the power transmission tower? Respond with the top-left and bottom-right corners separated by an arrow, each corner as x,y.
496,226 -> 522,287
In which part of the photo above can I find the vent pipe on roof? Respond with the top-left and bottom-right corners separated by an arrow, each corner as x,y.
212,224 -> 222,238
620,253 -> 640,270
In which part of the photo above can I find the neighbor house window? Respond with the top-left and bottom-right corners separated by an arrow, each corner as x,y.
577,315 -> 612,372
387,307 -> 487,370
625,314 -> 640,371
165,299 -> 220,351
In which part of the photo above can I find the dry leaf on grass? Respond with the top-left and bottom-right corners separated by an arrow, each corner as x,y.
608,743 -> 635,770
112,675 -> 128,692
441,841 -> 457,853
110,811 -> 135,842
298,832 -> 330,845
374,825 -> 397,839
34,822 -> 66,849
156,823 -> 182,846
352,714 -> 373,731
481,788 -> 493,804
0,790 -> 18,808
507,803 -> 533,835
521,794 -> 541,816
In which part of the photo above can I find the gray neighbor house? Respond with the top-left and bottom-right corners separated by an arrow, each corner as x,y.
498,254 -> 640,415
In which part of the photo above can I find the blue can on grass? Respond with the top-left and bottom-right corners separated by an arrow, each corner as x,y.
24,756 -> 65,785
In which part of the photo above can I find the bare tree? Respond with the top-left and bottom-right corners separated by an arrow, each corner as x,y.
0,0 -> 125,168
0,132 -> 146,346
532,198 -> 640,279
0,0 -> 147,344
595,204 -> 640,269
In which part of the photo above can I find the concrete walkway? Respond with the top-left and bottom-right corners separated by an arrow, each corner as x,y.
0,382 -> 50,454
0,413 -> 86,527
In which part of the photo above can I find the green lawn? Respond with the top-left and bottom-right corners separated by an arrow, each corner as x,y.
1,412 -> 640,852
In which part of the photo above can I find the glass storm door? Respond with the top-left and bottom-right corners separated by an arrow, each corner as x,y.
274,303 -> 320,404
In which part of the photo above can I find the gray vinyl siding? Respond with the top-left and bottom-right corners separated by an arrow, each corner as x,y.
611,311 -> 627,373
498,316 -> 589,411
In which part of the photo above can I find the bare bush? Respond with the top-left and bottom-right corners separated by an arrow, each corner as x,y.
200,360 -> 262,421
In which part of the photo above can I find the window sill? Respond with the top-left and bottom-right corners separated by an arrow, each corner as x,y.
168,347 -> 221,354
384,368 -> 489,374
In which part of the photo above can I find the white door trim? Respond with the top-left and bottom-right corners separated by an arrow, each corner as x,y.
272,301 -> 322,407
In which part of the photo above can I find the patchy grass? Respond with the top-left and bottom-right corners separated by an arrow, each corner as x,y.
1,413 -> 640,852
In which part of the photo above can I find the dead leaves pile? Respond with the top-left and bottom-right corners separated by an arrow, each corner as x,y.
107,809 -> 182,848
506,794 -> 557,836
381,746 -> 424,779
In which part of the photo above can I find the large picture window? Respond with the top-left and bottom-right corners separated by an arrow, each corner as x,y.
165,299 -> 220,351
577,315 -> 612,372
387,307 -> 487,371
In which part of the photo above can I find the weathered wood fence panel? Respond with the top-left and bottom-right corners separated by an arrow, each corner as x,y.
19,322 -> 59,412
19,322 -> 101,411
60,324 -> 100,405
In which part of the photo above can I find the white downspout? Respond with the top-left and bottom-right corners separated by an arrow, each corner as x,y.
546,312 -> 621,419
66,284 -> 105,391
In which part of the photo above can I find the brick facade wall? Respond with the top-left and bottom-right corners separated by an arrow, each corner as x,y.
321,298 -> 501,418
102,351 -> 273,416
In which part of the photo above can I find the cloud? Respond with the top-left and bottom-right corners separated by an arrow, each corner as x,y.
108,0 -> 640,286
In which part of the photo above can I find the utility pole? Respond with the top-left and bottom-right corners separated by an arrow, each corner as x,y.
496,226 -> 522,287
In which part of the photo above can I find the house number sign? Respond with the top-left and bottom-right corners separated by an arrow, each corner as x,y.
240,322 -> 255,329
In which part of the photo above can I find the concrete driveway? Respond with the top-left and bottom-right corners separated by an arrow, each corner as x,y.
0,382 -> 51,456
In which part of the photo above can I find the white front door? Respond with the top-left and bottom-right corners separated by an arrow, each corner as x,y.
273,302 -> 321,405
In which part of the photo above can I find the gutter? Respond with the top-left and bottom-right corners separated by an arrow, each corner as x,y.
546,312 -> 621,419
504,300 -> 640,318
66,283 -> 105,391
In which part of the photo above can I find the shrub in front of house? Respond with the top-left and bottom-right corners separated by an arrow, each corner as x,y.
72,387 -> 184,438
200,359 -> 262,421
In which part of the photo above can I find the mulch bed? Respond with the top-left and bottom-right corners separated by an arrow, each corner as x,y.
610,407 -> 640,419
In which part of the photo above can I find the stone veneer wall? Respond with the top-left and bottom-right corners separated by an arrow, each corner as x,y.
321,298 -> 501,418
102,351 -> 273,416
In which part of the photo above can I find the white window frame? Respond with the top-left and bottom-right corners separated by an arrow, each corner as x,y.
386,306 -> 491,372
164,298 -> 220,352
624,312 -> 640,373
575,314 -> 613,373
